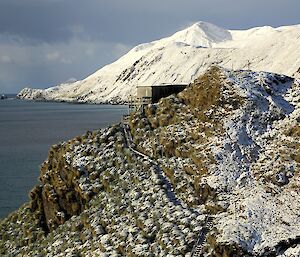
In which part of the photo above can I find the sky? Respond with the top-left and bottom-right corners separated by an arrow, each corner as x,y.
0,0 -> 299,93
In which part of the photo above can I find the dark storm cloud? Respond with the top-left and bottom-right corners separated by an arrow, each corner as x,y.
0,0 -> 299,93
1,0 -> 299,45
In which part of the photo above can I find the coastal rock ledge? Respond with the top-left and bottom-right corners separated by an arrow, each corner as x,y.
1,67 -> 300,256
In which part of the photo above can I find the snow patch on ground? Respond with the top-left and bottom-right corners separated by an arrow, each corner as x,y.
203,69 -> 300,255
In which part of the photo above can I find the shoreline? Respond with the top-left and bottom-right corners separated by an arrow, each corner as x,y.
16,96 -> 128,105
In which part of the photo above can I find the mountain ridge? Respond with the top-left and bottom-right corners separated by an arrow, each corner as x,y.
17,22 -> 300,103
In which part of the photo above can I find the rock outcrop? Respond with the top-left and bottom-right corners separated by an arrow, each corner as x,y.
1,67 -> 300,256
129,66 -> 300,256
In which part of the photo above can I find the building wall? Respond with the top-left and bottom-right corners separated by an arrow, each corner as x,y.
137,84 -> 187,104
151,85 -> 187,103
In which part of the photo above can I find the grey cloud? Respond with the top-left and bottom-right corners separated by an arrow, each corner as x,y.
0,35 -> 132,93
1,0 -> 299,45
0,0 -> 299,93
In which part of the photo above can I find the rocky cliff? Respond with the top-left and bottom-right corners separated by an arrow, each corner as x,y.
1,67 -> 300,256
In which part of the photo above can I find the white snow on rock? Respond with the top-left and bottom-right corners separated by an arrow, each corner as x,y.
17,21 -> 300,103
202,69 -> 300,255
162,21 -> 232,47
129,67 -> 300,255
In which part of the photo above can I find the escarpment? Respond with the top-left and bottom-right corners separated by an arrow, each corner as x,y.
30,144 -> 90,231
1,67 -> 300,256
30,126 -> 125,231
1,123 -> 207,256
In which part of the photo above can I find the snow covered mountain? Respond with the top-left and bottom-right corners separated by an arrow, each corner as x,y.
17,21 -> 300,103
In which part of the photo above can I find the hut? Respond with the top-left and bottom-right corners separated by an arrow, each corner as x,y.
137,83 -> 187,104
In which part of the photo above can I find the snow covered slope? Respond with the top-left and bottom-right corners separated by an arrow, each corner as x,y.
18,21 -> 300,103
3,67 -> 300,256
129,66 -> 300,256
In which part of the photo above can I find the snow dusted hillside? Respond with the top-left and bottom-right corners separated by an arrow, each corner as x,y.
3,67 -> 300,256
17,21 -> 300,103
129,67 -> 300,256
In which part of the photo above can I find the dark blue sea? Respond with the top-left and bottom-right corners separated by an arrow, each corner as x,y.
0,97 -> 127,218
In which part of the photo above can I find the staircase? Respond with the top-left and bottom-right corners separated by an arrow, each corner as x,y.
122,121 -> 211,256
122,122 -> 182,206
191,216 -> 214,257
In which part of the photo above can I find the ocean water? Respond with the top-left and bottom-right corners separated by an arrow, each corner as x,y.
0,98 -> 127,218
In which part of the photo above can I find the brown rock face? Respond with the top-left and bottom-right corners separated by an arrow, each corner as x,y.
30,125 -> 124,232
30,141 -> 89,231
29,126 -> 122,232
